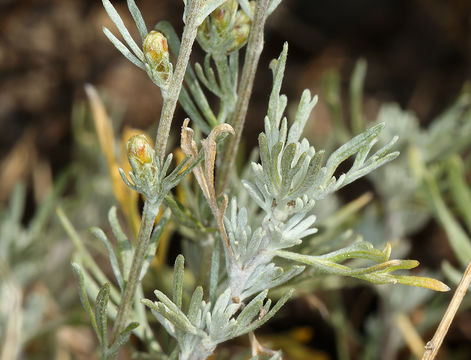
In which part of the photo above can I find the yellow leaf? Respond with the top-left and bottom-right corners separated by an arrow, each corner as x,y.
85,85 -> 139,236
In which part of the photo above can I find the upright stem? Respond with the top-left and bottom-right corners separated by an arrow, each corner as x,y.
155,0 -> 203,164
111,200 -> 159,342
421,261 -> 471,360
216,0 -> 271,194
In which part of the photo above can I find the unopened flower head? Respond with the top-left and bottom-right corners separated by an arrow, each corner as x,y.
212,0 -> 238,33
197,0 -> 252,55
143,31 -> 172,89
127,134 -> 156,177
225,7 -> 251,54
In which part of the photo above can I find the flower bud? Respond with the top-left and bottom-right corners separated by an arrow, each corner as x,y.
197,0 -> 252,56
212,0 -> 238,33
126,134 -> 155,177
225,9 -> 251,54
143,31 -> 172,88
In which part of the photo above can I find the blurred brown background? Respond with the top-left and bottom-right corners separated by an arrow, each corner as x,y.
0,0 -> 470,204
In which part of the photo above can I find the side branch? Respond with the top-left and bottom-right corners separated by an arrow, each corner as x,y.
155,0 -> 203,164
216,0 -> 271,194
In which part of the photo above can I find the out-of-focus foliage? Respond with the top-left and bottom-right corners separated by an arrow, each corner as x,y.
319,60 -> 471,359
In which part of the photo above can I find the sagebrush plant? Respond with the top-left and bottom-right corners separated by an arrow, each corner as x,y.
68,1 -> 450,358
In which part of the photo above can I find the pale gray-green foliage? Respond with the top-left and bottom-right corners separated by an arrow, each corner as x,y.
368,96 -> 471,239
320,60 -> 471,359
141,43 -> 429,360
142,255 -> 292,360
67,206 -> 169,357
324,60 -> 471,242
222,43 -> 404,302
0,178 -> 67,357
80,1 -> 452,359
102,0 -> 173,90
69,128 -> 201,357
119,150 -> 200,205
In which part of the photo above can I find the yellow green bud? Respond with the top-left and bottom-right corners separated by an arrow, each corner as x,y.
197,0 -> 252,56
226,9 -> 251,54
212,0 -> 238,33
126,134 -> 155,176
143,31 -> 172,88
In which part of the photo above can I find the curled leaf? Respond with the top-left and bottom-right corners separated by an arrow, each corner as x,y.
181,119 -> 235,258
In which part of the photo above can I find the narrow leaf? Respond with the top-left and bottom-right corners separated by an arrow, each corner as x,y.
127,0 -> 147,40
102,0 -> 144,60
71,263 -> 99,338
91,227 -> 124,291
95,283 -> 110,347
173,255 -> 185,309
103,27 -> 145,69
106,322 -> 139,357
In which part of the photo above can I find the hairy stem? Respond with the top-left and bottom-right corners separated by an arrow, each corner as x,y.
111,200 -> 159,342
216,0 -> 271,194
155,0 -> 203,164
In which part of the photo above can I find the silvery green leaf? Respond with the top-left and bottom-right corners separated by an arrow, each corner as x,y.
188,286 -> 204,325
286,90 -> 318,144
152,290 -> 190,322
0,182 -> 25,254
108,207 -> 132,278
127,0 -> 147,40
91,227 -> 123,291
102,0 -> 144,60
164,194 -> 205,230
195,56 -> 222,97
235,290 -> 268,332
324,123 -> 384,181
180,87 -> 212,134
173,255 -> 185,309
106,322 -> 139,358
157,302 -> 199,334
350,58 -> 367,135
241,265 -> 304,300
95,283 -> 110,347
242,289 -> 294,334
212,288 -> 231,316
420,168 -> 471,267
118,167 -> 137,191
71,263 -> 99,338
238,0 -> 254,19
242,180 -> 266,210
164,152 -> 203,191
446,156 -> 471,230
267,43 -> 288,128
195,0 -> 227,26
161,153 -> 174,179
289,150 -> 324,199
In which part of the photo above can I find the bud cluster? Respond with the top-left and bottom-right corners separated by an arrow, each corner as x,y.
197,0 -> 253,56
143,30 -> 173,90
